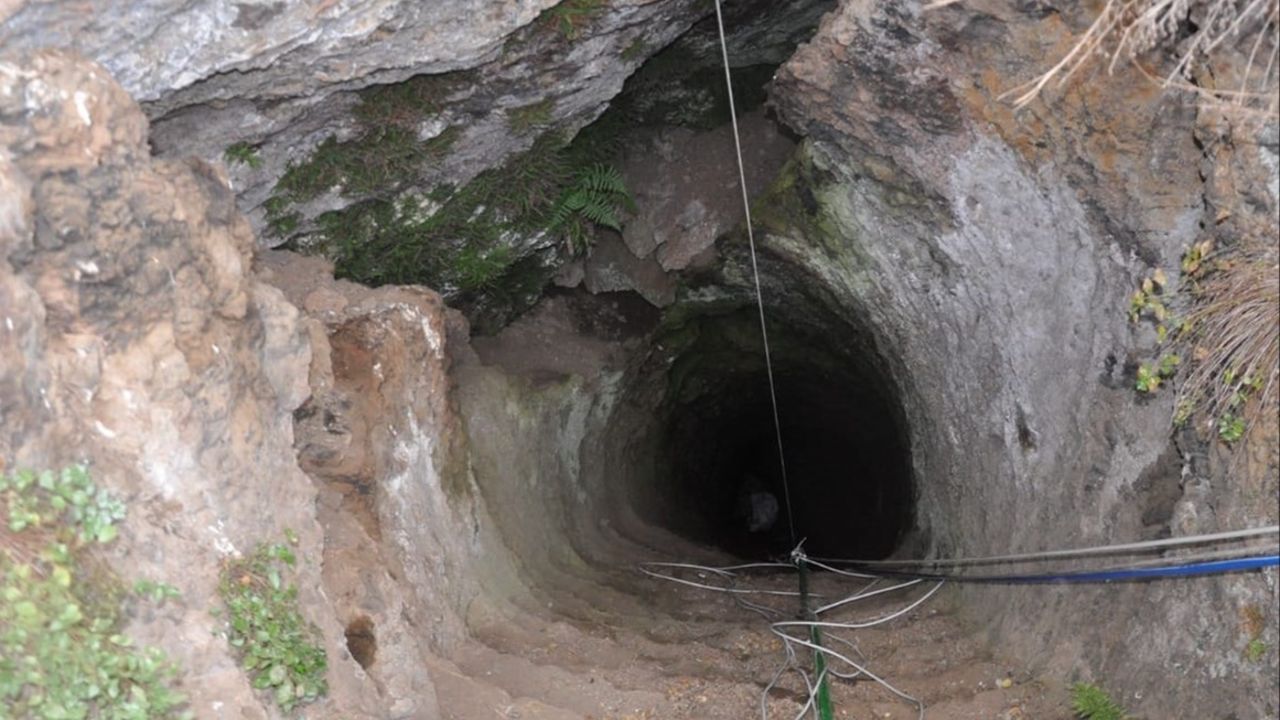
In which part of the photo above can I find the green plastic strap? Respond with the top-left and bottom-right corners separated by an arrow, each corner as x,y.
797,558 -> 834,720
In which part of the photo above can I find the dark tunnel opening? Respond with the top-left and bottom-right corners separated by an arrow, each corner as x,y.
648,307 -> 915,562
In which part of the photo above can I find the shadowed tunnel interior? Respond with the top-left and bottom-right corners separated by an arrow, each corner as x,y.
631,303 -> 915,562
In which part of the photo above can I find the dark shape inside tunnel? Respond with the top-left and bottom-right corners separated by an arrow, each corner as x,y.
644,306 -> 915,562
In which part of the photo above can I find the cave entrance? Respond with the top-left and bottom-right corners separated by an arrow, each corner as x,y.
643,305 -> 914,562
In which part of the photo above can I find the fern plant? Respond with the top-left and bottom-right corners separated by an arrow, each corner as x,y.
1071,682 -> 1131,720
548,163 -> 634,254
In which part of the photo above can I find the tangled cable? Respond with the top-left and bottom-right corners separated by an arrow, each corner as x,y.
641,552 -> 940,719
641,526 -> 1279,718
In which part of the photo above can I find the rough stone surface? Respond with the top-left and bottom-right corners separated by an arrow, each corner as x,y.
582,232 -> 677,307
0,49 -> 386,719
0,0 -> 715,243
619,109 -> 795,272
260,252 -> 484,719
757,0 -> 1279,716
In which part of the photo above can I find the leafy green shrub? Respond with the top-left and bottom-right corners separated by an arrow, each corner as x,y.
218,535 -> 327,712
0,466 -> 188,719
1070,682 -> 1130,720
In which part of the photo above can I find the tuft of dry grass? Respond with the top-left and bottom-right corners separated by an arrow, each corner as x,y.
1175,233 -> 1280,436
926,0 -> 1280,116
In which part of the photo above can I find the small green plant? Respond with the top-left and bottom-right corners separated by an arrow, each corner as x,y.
1217,412 -> 1246,442
224,142 -> 263,169
1244,638 -> 1267,663
548,163 -> 634,254
1070,682 -> 1131,720
1,465 -> 188,718
455,245 -> 516,292
507,99 -> 555,132
1129,268 -> 1171,324
1135,353 -> 1180,393
218,534 -> 327,712
133,579 -> 182,603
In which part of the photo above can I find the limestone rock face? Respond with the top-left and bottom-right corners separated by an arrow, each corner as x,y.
0,1 -> 553,106
0,0 -> 714,243
0,49 -> 465,719
759,1 -> 1279,716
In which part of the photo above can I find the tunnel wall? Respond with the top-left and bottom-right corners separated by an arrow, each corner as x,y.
761,2 -> 1280,717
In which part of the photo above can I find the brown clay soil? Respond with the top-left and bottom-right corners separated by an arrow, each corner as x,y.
428,561 -> 1072,719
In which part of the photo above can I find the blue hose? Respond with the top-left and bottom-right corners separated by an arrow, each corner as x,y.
852,554 -> 1280,585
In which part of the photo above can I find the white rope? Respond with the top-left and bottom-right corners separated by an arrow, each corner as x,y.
713,0 -> 797,545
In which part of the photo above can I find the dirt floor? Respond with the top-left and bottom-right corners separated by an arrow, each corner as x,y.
427,557 -> 1073,719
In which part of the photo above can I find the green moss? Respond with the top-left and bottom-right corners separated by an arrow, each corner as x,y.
621,36 -> 651,62
310,128 -> 630,332
275,127 -> 426,204
353,72 -> 465,129
423,125 -> 461,156
263,73 -> 469,239
1,466 -> 188,719
507,99 -> 556,132
539,0 -> 607,39
268,211 -> 300,237
750,149 -> 846,259
1244,638 -> 1267,663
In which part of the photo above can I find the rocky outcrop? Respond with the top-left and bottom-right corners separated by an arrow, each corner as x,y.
755,1 -> 1279,716
0,49 -> 510,719
0,49 -> 368,717
0,0 -> 717,243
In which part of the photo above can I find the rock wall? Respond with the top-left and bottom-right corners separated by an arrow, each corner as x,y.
0,49 -> 515,719
0,48 -> 364,717
759,0 -> 1279,716
0,0 -> 716,241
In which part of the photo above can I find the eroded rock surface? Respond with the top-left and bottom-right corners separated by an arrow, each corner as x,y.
0,49 -> 503,719
754,1 -> 1279,716
0,49 -> 381,718
0,0 -> 717,243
